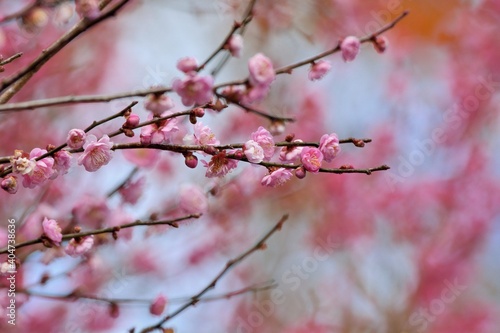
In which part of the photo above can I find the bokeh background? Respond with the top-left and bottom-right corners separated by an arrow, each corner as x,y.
0,1 -> 499,332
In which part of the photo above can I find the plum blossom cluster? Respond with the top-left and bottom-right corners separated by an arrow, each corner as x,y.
41,217 -> 94,256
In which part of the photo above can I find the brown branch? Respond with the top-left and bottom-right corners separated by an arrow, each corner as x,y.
21,281 -> 276,306
106,167 -> 139,198
0,52 -> 23,66
0,214 -> 201,254
0,87 -> 169,113
138,214 -> 289,333
0,0 -> 131,103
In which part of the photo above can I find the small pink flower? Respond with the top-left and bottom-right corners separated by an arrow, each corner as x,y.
42,217 -> 62,245
251,126 -> 275,161
203,152 -> 238,178
177,57 -> 198,74
183,122 -> 219,146
300,147 -> 323,173
226,34 -> 243,57
144,94 -> 174,117
22,148 -> 55,189
280,140 -> 304,163
173,74 -> 214,106
308,60 -> 331,81
77,135 -> 113,172
53,150 -> 72,176
140,112 -> 179,145
10,150 -> 35,175
340,36 -> 361,62
65,235 -> 94,257
179,184 -> 208,214
248,53 -> 275,87
150,294 -> 167,316
319,133 -> 341,162
261,168 -> 293,187
67,129 -> 86,149
123,149 -> 159,168
244,140 -> 264,163
1,176 -> 18,194
118,177 -> 145,205
75,0 -> 99,19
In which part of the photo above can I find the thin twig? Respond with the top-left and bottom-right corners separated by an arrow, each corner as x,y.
138,214 -> 288,333
0,214 -> 201,254
0,0 -> 131,103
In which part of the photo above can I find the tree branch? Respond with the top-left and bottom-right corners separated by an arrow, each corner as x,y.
137,214 -> 289,333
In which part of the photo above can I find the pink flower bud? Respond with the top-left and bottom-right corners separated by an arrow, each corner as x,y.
1,176 -> 18,194
123,114 -> 140,129
295,166 -> 306,179
373,36 -> 389,53
150,294 -> 167,316
67,129 -> 86,149
308,60 -> 332,81
177,57 -> 198,74
184,154 -> 198,169
226,34 -> 243,57
340,36 -> 361,62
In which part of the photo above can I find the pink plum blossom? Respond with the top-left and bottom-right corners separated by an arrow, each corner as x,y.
10,150 -> 35,175
22,148 -> 55,189
150,294 -> 167,316
179,184 -> 208,214
319,133 -> 341,162
122,149 -> 159,168
183,122 -> 220,146
65,235 -> 94,257
340,36 -> 361,62
53,150 -> 72,176
203,152 -> 238,178
280,140 -> 304,163
248,53 -> 275,87
300,147 -> 323,173
42,217 -> 62,245
77,135 -> 113,172
226,34 -> 243,57
308,60 -> 332,81
173,74 -> 214,106
244,140 -> 265,163
176,57 -> 198,73
67,129 -> 86,149
144,94 -> 174,116
261,168 -> 293,187
140,112 -> 179,145
251,126 -> 275,160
